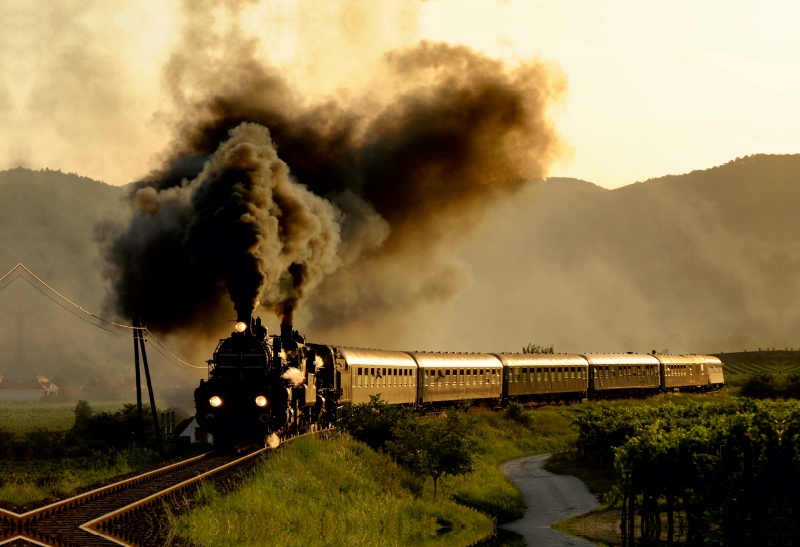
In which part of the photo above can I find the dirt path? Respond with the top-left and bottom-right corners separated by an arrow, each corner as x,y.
499,454 -> 600,546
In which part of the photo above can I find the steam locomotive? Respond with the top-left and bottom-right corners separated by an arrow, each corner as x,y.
194,317 -> 725,446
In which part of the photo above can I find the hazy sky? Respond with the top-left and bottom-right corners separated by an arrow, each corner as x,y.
1,0 -> 798,189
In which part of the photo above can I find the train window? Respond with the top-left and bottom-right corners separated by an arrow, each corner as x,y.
701,364 -> 705,372
556,367 -> 561,381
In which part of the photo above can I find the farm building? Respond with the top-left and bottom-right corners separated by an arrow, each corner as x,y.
0,375 -> 60,401
175,417 -> 213,444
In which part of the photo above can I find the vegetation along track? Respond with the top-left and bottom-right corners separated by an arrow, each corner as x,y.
0,430 -> 333,547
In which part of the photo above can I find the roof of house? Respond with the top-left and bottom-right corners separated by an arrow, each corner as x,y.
0,375 -> 59,390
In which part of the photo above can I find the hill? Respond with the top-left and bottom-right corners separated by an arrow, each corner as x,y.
0,154 -> 799,379
0,168 -> 198,395
437,154 -> 800,354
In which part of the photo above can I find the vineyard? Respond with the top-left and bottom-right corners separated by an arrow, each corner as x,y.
716,350 -> 800,385
574,400 -> 800,544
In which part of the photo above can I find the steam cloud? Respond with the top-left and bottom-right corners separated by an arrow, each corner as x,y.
98,7 -> 566,336
281,367 -> 305,388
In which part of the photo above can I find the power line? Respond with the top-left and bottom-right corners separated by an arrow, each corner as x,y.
0,262 -> 205,369
145,329 -> 206,369
15,276 -> 134,338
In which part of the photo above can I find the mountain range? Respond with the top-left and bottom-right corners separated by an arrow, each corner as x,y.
0,154 -> 798,385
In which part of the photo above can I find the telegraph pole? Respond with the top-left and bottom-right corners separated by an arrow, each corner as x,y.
133,317 -> 144,448
134,317 -> 164,455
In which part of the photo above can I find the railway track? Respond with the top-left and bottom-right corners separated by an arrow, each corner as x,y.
0,429 -> 333,547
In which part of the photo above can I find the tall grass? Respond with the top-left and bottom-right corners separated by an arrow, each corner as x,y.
174,435 -> 494,547
0,446 -> 161,507
448,407 -> 577,523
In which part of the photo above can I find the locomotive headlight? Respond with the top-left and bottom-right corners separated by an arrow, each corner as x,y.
255,395 -> 267,407
209,395 -> 223,407
235,321 -> 247,333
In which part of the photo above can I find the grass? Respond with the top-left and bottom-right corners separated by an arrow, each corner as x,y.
0,446 -> 160,507
173,435 -> 496,547
0,400 -> 199,507
448,407 -> 577,523
0,399 -> 124,434
173,392 -> 736,547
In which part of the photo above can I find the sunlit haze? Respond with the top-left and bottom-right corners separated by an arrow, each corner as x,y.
1,0 -> 797,188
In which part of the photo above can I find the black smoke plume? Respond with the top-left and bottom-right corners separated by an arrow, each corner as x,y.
98,32 -> 566,335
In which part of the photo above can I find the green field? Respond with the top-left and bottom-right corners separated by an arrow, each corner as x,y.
0,400 -> 125,434
0,400 -> 197,507
716,350 -> 800,385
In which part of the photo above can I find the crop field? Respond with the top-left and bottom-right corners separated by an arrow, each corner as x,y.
715,350 -> 800,385
0,400 -> 125,434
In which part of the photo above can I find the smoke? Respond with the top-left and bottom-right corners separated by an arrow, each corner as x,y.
98,2 -> 567,338
266,432 -> 280,449
281,367 -> 305,388
97,122 -> 341,331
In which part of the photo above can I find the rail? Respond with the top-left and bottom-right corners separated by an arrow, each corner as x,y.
0,427 -> 335,547
83,427 -> 335,546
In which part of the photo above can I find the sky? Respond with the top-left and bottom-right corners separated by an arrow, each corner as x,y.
0,0 -> 798,189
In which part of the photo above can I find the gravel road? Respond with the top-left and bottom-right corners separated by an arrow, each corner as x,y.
499,454 -> 600,546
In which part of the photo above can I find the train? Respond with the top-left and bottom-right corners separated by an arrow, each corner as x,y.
194,317 -> 725,445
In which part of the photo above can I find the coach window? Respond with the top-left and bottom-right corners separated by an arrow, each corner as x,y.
459,369 -> 464,385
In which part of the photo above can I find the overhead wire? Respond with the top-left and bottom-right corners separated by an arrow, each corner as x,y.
145,329 -> 206,369
15,276 -> 135,338
0,262 -> 205,368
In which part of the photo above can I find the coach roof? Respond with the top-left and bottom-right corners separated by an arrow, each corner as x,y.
492,353 -> 589,367
580,353 -> 660,365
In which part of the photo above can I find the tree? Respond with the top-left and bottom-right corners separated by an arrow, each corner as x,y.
73,400 -> 93,425
423,411 -> 476,500
522,343 -> 553,354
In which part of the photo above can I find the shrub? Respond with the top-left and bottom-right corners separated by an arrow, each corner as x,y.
740,373 -> 779,399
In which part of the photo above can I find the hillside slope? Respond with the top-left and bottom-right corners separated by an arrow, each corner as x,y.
437,154 -> 800,354
0,168 -> 198,390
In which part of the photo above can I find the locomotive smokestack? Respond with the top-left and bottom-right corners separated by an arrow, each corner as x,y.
281,323 -> 293,342
237,311 -> 252,326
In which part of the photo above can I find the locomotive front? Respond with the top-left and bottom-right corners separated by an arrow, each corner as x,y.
195,316 -> 288,446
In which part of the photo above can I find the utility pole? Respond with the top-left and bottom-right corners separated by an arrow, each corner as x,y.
134,317 -> 164,455
133,317 -> 144,448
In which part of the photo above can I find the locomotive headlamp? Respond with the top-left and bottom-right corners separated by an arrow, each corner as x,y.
209,395 -> 223,407
235,321 -> 247,333
255,395 -> 267,407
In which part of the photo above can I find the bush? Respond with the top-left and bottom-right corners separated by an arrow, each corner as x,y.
503,402 -> 532,427
340,395 -> 418,451
783,374 -> 800,399
740,373 -> 779,398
